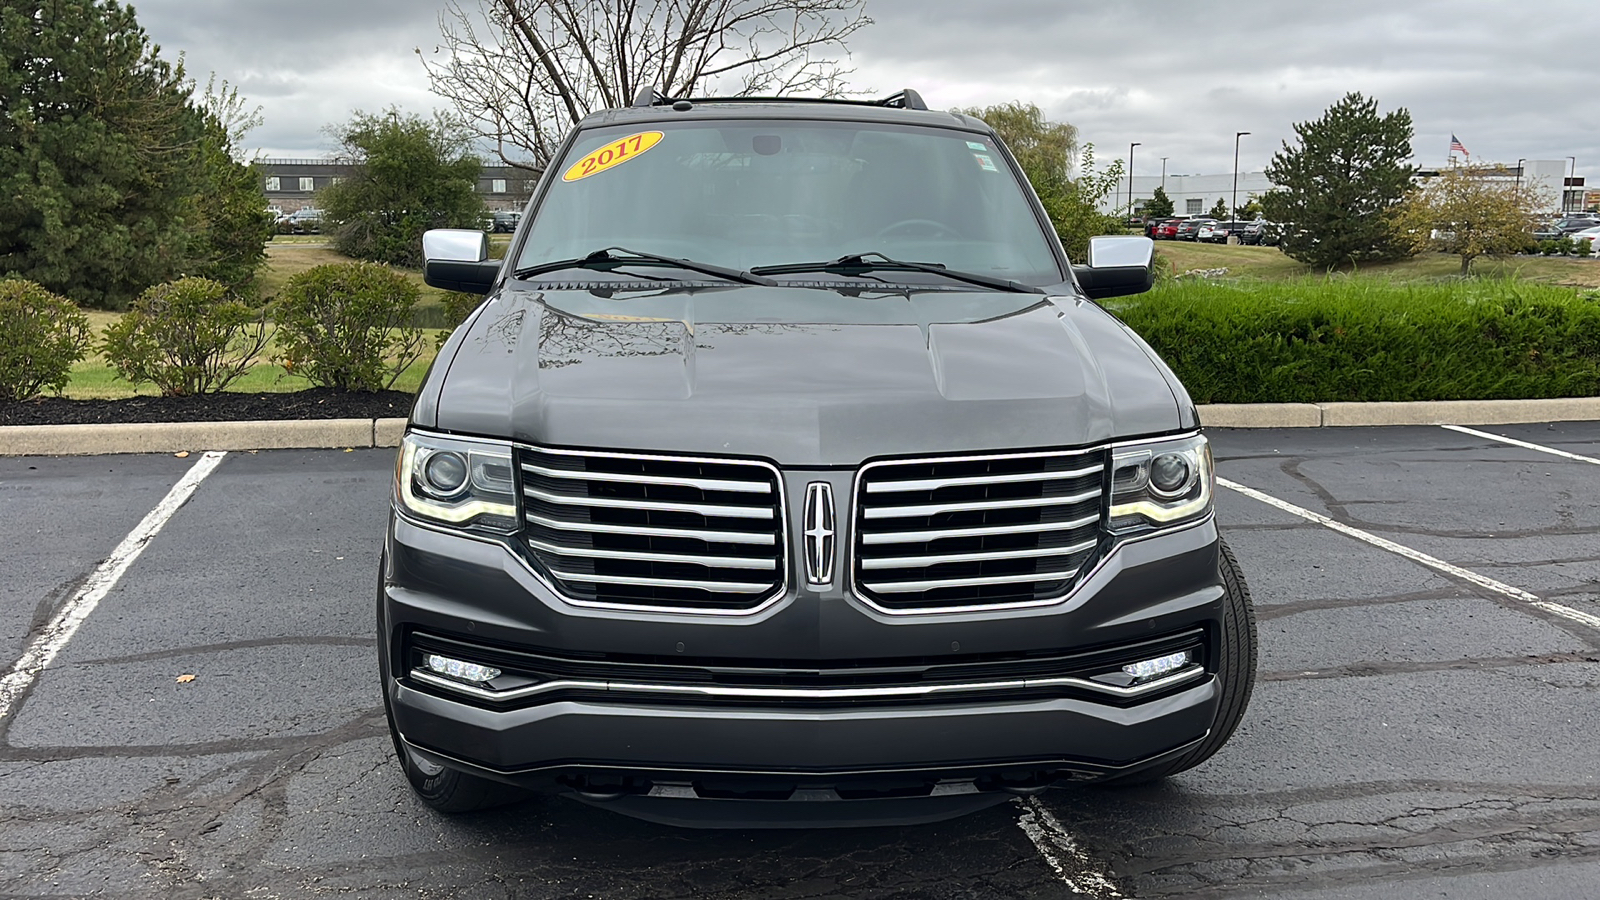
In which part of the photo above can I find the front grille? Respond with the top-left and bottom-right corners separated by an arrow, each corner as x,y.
854,449 -> 1106,611
518,448 -> 784,611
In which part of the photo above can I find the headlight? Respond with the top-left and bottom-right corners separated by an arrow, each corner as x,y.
395,432 -> 517,533
1107,433 -> 1213,532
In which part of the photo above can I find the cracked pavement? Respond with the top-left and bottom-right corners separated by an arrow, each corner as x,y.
4,422 -> 1600,898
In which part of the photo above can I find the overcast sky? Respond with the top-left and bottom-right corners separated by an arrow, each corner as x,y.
134,0 -> 1600,182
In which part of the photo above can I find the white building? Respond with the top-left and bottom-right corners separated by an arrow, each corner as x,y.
1102,171 -> 1277,218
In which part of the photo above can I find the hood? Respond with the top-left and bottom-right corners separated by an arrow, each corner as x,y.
419,283 -> 1184,466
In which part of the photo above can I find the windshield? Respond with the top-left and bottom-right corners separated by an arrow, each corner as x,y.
516,119 -> 1063,286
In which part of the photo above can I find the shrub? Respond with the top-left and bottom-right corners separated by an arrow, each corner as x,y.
434,290 -> 485,347
273,262 -> 424,391
1576,238 -> 1594,259
0,280 -> 93,401
1554,235 -> 1575,257
1107,277 -> 1600,404
101,277 -> 268,395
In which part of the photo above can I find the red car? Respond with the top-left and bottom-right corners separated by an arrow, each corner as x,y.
1150,217 -> 1186,239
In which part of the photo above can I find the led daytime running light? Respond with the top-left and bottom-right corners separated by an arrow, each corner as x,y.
425,654 -> 502,683
1121,651 -> 1191,682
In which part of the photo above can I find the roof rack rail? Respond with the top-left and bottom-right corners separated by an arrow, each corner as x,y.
879,89 -> 927,110
632,87 -> 671,107
627,88 -> 929,111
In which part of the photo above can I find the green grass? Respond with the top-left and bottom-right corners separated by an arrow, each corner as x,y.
1156,243 -> 1600,288
1108,277 -> 1600,404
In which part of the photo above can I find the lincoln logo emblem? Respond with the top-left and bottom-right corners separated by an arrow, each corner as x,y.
803,482 -> 836,587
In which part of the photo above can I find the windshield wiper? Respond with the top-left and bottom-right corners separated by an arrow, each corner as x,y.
512,247 -> 775,286
752,252 -> 1044,294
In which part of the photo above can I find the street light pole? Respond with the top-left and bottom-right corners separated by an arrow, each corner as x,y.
1515,158 -> 1525,193
1232,132 -> 1250,221
1127,142 -> 1141,223
1160,157 -> 1169,189
1568,157 -> 1578,213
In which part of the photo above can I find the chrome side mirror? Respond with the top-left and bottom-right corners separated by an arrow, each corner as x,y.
422,229 -> 498,295
1072,235 -> 1155,300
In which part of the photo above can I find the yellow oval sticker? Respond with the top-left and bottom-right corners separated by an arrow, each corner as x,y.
562,131 -> 664,183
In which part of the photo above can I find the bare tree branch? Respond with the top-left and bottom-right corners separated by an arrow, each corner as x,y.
420,0 -> 871,169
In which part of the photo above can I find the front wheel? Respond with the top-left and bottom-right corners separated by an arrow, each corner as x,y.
1102,537 -> 1257,785
378,558 -> 523,814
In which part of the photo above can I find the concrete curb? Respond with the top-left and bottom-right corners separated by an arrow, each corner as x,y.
1199,397 -> 1600,428
3,400 -> 1600,455
0,418 -> 410,457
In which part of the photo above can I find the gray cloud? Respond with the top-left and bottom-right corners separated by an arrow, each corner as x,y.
132,0 -> 1600,183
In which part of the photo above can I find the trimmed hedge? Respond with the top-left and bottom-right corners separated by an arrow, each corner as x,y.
1106,278 -> 1600,403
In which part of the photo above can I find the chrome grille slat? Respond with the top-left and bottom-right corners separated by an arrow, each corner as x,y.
861,538 -> 1099,570
863,489 -> 1100,519
522,486 -> 774,520
854,449 -> 1106,612
521,462 -> 771,494
527,539 -> 777,570
547,569 -> 775,594
864,569 -> 1081,594
523,514 -> 776,545
862,514 -> 1099,545
866,465 -> 1101,493
518,449 -> 784,611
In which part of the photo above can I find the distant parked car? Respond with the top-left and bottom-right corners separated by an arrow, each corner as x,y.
1200,221 -> 1251,244
1567,225 -> 1600,250
1533,215 -> 1600,242
492,210 -> 522,233
1144,217 -> 1180,239
284,207 -> 324,234
1152,217 -> 1187,239
1174,218 -> 1215,241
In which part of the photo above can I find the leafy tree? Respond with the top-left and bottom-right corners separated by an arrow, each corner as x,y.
1236,196 -> 1264,220
1260,92 -> 1418,268
959,102 -> 1124,260
423,0 -> 871,171
1208,198 -> 1229,220
0,0 -> 199,307
1392,164 -> 1541,275
319,109 -> 485,268
1145,185 -> 1175,218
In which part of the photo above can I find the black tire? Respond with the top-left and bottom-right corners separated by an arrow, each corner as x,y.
1101,537 -> 1257,786
377,559 -> 523,813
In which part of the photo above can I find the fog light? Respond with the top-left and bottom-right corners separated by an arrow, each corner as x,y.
1122,651 -> 1191,682
425,653 -> 501,683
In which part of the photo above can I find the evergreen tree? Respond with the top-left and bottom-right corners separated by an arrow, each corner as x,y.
172,119 -> 273,299
1145,185 -> 1175,218
320,110 -> 484,269
1208,198 -> 1230,220
1260,92 -> 1417,268
0,0 -> 198,307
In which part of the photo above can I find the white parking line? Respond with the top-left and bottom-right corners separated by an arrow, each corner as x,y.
1015,796 -> 1127,898
1218,477 -> 1600,632
1442,424 -> 1600,466
0,451 -> 227,721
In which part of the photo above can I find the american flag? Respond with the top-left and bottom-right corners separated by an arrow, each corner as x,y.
1449,134 -> 1470,157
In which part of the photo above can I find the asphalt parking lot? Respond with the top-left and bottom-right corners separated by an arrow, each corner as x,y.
4,421 -> 1600,900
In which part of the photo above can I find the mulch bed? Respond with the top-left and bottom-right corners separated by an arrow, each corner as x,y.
0,388 -> 415,426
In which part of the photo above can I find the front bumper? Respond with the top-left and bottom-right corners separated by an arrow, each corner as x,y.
382,512 -> 1225,808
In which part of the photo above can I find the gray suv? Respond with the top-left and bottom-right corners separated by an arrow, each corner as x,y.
381,89 -> 1256,827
